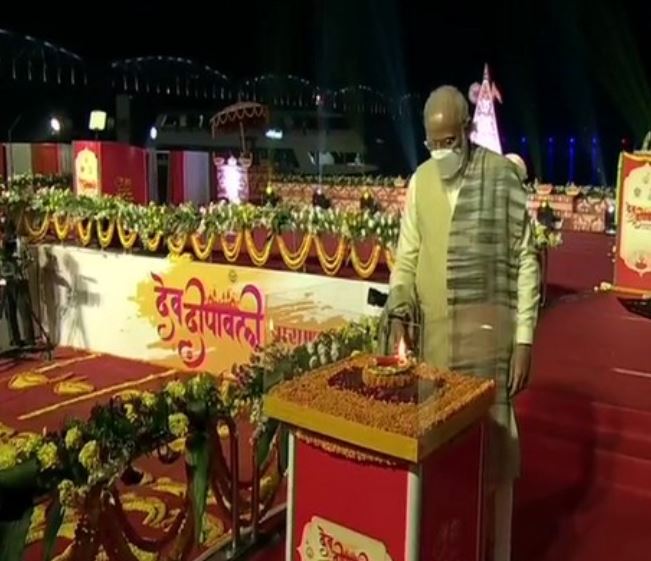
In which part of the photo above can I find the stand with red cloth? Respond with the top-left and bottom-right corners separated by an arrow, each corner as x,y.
265,354 -> 495,561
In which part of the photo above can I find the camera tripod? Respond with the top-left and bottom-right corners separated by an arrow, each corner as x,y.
0,260 -> 53,363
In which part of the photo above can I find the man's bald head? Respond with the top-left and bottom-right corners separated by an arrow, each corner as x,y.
423,86 -> 471,150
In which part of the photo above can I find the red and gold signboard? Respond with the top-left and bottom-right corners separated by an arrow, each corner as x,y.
72,141 -> 149,204
74,143 -> 102,197
614,152 -> 651,293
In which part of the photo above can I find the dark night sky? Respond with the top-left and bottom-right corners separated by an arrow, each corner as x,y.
2,1 -> 650,124
2,0 -> 651,180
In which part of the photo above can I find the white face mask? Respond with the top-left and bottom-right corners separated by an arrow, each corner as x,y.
430,148 -> 463,180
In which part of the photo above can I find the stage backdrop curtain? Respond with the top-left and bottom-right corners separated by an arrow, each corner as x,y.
9,143 -> 33,176
183,151 -> 211,205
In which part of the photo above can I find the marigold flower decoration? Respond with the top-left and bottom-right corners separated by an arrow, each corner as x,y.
64,427 -> 83,450
168,413 -> 190,438
141,391 -> 157,409
57,479 -> 88,509
78,440 -> 101,473
0,442 -> 18,470
124,403 -> 138,424
12,433 -> 42,457
36,442 -> 59,470
165,380 -> 186,401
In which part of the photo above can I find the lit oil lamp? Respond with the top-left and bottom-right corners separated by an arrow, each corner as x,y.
377,337 -> 409,367
364,337 -> 415,390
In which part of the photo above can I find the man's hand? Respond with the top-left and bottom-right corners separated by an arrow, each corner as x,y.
389,318 -> 413,353
508,344 -> 532,397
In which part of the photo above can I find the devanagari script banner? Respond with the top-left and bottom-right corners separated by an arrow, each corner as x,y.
37,245 -> 385,373
615,152 -> 651,292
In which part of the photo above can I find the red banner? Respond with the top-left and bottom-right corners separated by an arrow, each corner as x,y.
31,144 -> 62,175
614,152 -> 651,292
73,141 -> 149,204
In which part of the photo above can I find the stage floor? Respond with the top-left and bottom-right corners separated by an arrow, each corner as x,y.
0,349 -> 279,561
4,287 -> 651,561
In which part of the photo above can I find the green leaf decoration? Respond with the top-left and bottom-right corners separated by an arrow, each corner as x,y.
43,498 -> 64,561
0,504 -> 34,561
278,427 -> 289,474
186,432 -> 210,544
256,420 -> 279,467
0,459 -> 39,495
262,367 -> 284,393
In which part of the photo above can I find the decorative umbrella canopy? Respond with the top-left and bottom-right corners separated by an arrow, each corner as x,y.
210,102 -> 269,152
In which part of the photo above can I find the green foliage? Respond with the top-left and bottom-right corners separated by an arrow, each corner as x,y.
42,498 -> 64,561
0,505 -> 33,561
0,317 -> 379,557
186,432 -> 211,543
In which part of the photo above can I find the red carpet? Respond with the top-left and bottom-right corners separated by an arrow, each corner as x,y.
546,231 -> 614,297
0,350 -> 281,561
513,292 -> 651,561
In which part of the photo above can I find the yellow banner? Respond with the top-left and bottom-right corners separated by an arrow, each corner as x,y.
132,255 -> 367,372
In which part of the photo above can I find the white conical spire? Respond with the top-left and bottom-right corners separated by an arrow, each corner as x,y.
470,64 -> 503,154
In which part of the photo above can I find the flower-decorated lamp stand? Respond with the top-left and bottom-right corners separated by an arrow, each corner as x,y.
264,354 -> 495,561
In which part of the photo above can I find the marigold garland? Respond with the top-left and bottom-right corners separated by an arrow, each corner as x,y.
76,219 -> 93,247
295,430 -> 397,467
220,232 -> 243,263
350,243 -> 382,279
23,213 -> 50,242
140,233 -> 162,253
52,214 -> 71,241
166,233 -> 188,256
314,237 -> 347,276
96,218 -> 116,249
276,233 -> 312,271
190,233 -> 216,261
243,230 -> 274,267
385,248 -> 395,271
8,191 -> 405,282
117,220 -> 138,250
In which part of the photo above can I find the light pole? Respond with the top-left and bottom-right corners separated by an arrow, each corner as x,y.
6,113 -> 24,186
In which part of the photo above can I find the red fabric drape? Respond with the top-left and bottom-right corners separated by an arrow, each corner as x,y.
31,144 -> 61,175
100,143 -> 149,204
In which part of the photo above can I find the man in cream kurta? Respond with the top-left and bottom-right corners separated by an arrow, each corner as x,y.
384,86 -> 540,561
